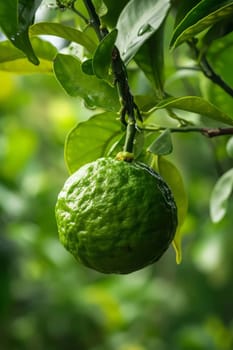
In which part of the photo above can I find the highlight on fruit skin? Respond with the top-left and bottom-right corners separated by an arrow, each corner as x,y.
55,157 -> 178,274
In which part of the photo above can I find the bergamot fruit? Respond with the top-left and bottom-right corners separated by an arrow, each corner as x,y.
55,157 -> 177,274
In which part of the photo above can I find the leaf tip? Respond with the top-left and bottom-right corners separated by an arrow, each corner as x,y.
28,55 -> 40,66
172,239 -> 182,264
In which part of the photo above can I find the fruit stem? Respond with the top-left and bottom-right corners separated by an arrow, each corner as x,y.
111,46 -> 140,154
83,0 -> 141,156
124,122 -> 137,154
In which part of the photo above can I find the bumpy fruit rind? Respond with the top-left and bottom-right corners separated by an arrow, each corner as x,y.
56,157 -> 177,274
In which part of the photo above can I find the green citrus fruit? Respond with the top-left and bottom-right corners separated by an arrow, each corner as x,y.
55,157 -> 177,274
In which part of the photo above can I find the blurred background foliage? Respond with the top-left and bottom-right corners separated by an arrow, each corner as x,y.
0,3 -> 233,350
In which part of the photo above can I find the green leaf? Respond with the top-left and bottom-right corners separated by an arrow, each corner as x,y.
0,38 -> 57,73
157,157 -> 188,230
101,0 -> 129,28
153,96 -> 233,126
30,22 -> 97,53
17,1 -> 42,31
65,112 -> 121,173
0,1 -> 18,34
93,29 -> 118,80
134,95 -> 161,112
92,0 -> 108,17
116,0 -> 170,64
32,37 -> 57,61
0,0 -> 42,65
158,157 -> 188,264
147,130 -> 173,155
0,41 -> 25,63
81,59 -> 94,75
170,0 -> 233,49
53,54 -> 120,111
151,156 -> 188,264
173,0 -> 202,27
200,18 -> 233,54
210,168 -> 233,223
134,25 -> 165,98
132,131 -> 145,159
226,137 -> 233,158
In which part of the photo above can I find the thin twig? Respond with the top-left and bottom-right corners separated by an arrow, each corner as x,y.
188,39 -> 233,98
143,126 -> 233,138
83,0 -> 104,40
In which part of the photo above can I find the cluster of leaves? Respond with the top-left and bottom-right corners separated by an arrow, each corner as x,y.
1,0 -> 233,262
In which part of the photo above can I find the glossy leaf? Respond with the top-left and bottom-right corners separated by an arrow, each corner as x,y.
210,168 -> 233,223
17,0 -> 42,31
151,156 -> 188,264
93,29 -> 118,80
116,0 -> 170,64
135,25 -> 165,97
10,31 -> 40,65
30,22 -> 97,53
81,59 -> 94,75
53,54 -> 120,111
173,0 -> 202,28
0,0 -> 42,65
152,96 -> 233,126
147,130 -> 173,156
65,112 -> 121,173
101,0 -> 129,27
170,0 -> 233,49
